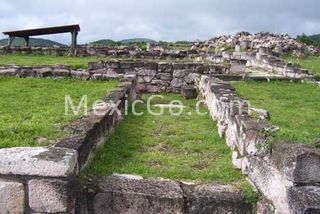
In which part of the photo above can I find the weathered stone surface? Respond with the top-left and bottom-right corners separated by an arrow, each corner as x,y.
88,61 -> 105,70
0,68 -> 18,76
184,183 -> 253,214
0,180 -> 25,214
287,185 -> 320,213
28,179 -> 72,213
271,142 -> 320,183
247,157 -> 291,213
147,84 -> 161,93
0,147 -> 78,177
256,198 -> 275,214
181,85 -> 197,99
34,67 -> 53,77
70,70 -> 90,80
138,69 -> 157,83
158,62 -> 172,72
93,175 -> 184,214
173,69 -> 191,78
170,78 -> 184,88
184,72 -> 199,84
156,72 -> 172,81
251,107 -> 270,120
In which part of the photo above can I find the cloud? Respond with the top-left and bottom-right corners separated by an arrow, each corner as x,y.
0,0 -> 319,43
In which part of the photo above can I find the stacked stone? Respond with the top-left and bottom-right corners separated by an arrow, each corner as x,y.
195,32 -> 319,56
0,73 -> 138,213
197,76 -> 320,213
88,60 -> 230,93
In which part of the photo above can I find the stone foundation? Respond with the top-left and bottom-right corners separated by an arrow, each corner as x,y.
0,46 -> 194,59
197,75 -> 320,213
78,174 -> 253,214
88,60 -> 230,93
0,74 -> 137,213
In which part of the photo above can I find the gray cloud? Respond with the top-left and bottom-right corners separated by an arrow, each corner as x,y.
0,0 -> 319,43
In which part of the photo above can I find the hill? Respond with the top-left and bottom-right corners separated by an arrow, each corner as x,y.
309,34 -> 320,44
0,38 -> 66,47
89,39 -> 118,46
119,38 -> 156,44
90,38 -> 156,46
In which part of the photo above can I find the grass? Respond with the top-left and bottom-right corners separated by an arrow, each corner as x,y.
84,93 -> 245,183
0,76 -> 117,148
232,81 -> 320,145
0,54 -> 112,69
283,55 -> 320,76
0,54 -> 196,69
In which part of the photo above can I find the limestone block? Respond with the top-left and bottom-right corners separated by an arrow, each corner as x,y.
184,183 -> 253,214
28,179 -> 71,213
0,147 -> 78,177
93,175 -> 184,214
287,185 -> 320,213
181,85 -> 197,99
158,62 -> 172,73
271,142 -> 320,183
0,68 -> 18,76
170,78 -> 184,88
0,180 -> 25,214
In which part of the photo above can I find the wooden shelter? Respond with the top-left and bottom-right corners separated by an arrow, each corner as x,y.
3,24 -> 80,51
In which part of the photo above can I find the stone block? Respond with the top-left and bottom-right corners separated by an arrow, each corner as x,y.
158,62 -> 172,72
181,85 -> 197,99
287,185 -> 320,213
93,175 -> 184,214
184,183 -> 253,214
0,147 -> 78,177
0,180 -> 25,214
88,61 -> 105,70
138,69 -> 157,83
28,179 -> 72,213
173,69 -> 192,78
0,68 -> 18,76
170,78 -> 184,88
271,142 -> 320,183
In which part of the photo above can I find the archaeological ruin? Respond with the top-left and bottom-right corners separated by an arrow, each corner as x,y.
0,30 -> 319,214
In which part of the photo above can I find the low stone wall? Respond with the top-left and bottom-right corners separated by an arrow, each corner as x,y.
197,75 -> 320,213
0,46 -> 194,59
206,50 -> 315,80
77,174 -> 253,214
0,74 -> 137,213
88,60 -> 231,93
248,53 -> 314,79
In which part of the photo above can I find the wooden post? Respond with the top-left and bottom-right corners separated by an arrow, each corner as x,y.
7,36 -> 15,48
24,37 -> 30,47
71,30 -> 78,53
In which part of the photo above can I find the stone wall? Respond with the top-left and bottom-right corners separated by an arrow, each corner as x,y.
206,50 -> 315,80
77,174 -> 253,214
88,60 -> 231,93
0,46 -> 194,59
197,75 -> 320,213
0,74 -> 137,213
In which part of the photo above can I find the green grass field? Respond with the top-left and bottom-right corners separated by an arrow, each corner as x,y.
0,77 -> 117,148
232,81 -> 320,145
84,94 -> 245,183
0,54 -> 111,69
284,55 -> 320,76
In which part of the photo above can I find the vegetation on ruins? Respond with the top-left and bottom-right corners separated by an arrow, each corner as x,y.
232,81 -> 320,145
84,94 -> 244,182
0,54 -> 111,69
0,77 -> 117,148
284,55 -> 320,78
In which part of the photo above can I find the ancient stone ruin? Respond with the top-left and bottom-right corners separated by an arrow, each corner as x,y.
0,32 -> 319,213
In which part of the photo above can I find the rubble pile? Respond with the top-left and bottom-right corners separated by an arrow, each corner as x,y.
194,32 -> 319,55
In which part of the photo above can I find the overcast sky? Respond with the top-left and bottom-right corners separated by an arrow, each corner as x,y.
0,0 -> 319,44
